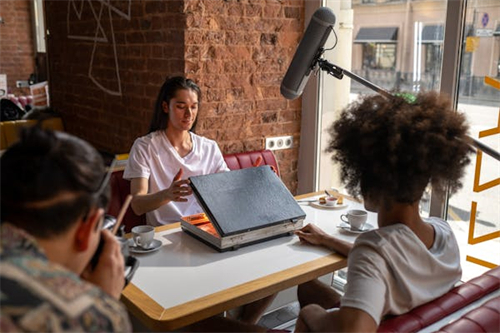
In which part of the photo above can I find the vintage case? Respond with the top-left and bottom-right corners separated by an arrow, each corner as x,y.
181,166 -> 306,251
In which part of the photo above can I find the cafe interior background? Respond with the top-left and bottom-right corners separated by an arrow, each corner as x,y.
1,0 -> 499,320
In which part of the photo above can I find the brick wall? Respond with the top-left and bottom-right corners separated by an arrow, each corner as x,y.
184,0 -> 303,192
45,0 -> 186,153
45,0 -> 304,193
0,0 -> 35,96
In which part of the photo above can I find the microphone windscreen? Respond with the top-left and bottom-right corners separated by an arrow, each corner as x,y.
281,7 -> 336,100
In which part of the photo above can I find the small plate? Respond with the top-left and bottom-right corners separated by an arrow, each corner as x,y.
129,239 -> 162,254
337,222 -> 374,234
310,200 -> 349,210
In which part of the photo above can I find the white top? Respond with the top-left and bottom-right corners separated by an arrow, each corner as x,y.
124,131 -> 229,225
341,217 -> 462,325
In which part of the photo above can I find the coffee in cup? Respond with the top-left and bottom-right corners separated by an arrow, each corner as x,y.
131,225 -> 155,249
340,209 -> 368,231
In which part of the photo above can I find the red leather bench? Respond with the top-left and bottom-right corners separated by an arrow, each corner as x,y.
107,149 -> 280,232
436,295 -> 500,332
377,265 -> 500,332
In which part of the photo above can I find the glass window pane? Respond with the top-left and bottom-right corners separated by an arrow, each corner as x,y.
320,0 -> 448,218
446,1 -> 500,281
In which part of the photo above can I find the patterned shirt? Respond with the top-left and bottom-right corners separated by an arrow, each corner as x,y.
0,223 -> 132,332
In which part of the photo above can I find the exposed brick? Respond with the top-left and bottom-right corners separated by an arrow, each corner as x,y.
0,0 -> 35,96
245,4 -> 263,17
43,0 -> 304,193
228,4 -> 244,17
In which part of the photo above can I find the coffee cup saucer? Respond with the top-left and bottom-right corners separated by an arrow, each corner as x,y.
310,200 -> 348,210
128,239 -> 162,254
337,222 -> 374,234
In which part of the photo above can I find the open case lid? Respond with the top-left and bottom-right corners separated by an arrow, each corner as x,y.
189,166 -> 306,237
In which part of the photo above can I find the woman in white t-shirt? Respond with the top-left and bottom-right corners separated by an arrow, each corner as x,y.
293,91 -> 473,332
124,77 -> 229,226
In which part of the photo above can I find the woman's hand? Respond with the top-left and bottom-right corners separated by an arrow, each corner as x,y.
163,168 -> 192,202
81,230 -> 125,299
295,223 -> 328,247
295,223 -> 353,256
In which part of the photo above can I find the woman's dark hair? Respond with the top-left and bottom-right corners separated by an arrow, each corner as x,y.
0,126 -> 110,238
327,91 -> 472,206
148,76 -> 202,133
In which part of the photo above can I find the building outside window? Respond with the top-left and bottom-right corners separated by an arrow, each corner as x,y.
362,43 -> 397,70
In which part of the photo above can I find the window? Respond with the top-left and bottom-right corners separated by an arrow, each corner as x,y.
301,0 -> 499,283
362,43 -> 397,70
445,1 -> 500,280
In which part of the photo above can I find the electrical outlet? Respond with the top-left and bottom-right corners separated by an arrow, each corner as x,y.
16,80 -> 29,88
265,136 -> 294,151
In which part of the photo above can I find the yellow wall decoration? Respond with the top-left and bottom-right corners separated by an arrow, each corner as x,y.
467,76 -> 500,269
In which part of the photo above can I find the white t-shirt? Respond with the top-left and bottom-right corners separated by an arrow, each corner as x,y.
340,217 -> 461,325
123,131 -> 229,225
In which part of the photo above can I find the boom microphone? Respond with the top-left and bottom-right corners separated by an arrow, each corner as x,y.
281,7 -> 336,100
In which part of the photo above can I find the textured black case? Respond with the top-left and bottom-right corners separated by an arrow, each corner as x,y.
189,166 -> 306,237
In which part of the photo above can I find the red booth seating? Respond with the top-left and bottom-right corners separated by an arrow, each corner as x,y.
377,265 -> 500,332
223,149 -> 280,177
107,149 -> 280,232
436,295 -> 500,332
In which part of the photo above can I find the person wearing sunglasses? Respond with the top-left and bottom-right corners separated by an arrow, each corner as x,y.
0,127 -> 131,332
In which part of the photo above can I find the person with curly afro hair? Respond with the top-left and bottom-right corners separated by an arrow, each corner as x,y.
294,91 -> 472,332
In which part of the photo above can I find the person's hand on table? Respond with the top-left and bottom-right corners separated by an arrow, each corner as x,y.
163,168 -> 192,202
295,223 -> 353,257
295,223 -> 328,247
81,230 -> 125,299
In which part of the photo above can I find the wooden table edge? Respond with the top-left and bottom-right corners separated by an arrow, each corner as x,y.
122,253 -> 346,330
121,192 -> 354,330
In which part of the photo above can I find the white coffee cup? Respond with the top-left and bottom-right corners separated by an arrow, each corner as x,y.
340,210 -> 368,231
132,225 -> 155,249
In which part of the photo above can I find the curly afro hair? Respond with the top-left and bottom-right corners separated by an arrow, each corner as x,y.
326,91 -> 472,206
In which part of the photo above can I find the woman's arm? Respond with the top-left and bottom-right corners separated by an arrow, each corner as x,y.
129,168 -> 192,216
294,224 -> 353,257
295,304 -> 377,332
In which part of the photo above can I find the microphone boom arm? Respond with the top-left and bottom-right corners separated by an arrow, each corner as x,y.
316,58 -> 500,162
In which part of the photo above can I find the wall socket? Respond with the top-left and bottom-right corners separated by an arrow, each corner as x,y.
16,80 -> 29,88
265,135 -> 293,151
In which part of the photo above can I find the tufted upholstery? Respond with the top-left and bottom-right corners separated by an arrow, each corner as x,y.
107,149 -> 279,232
223,149 -> 280,176
436,296 -> 500,332
377,266 -> 500,333
107,169 -> 145,232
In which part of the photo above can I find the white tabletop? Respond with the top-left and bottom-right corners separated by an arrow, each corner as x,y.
122,194 -> 378,330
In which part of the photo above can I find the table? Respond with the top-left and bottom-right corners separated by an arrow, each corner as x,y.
120,191 -> 378,331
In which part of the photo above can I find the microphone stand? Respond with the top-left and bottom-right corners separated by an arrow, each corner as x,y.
316,58 -> 500,162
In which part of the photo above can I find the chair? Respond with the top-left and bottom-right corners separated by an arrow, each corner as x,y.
223,149 -> 280,176
108,169 -> 146,233
0,117 -> 64,150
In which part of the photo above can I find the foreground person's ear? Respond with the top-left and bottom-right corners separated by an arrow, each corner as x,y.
75,208 -> 105,251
